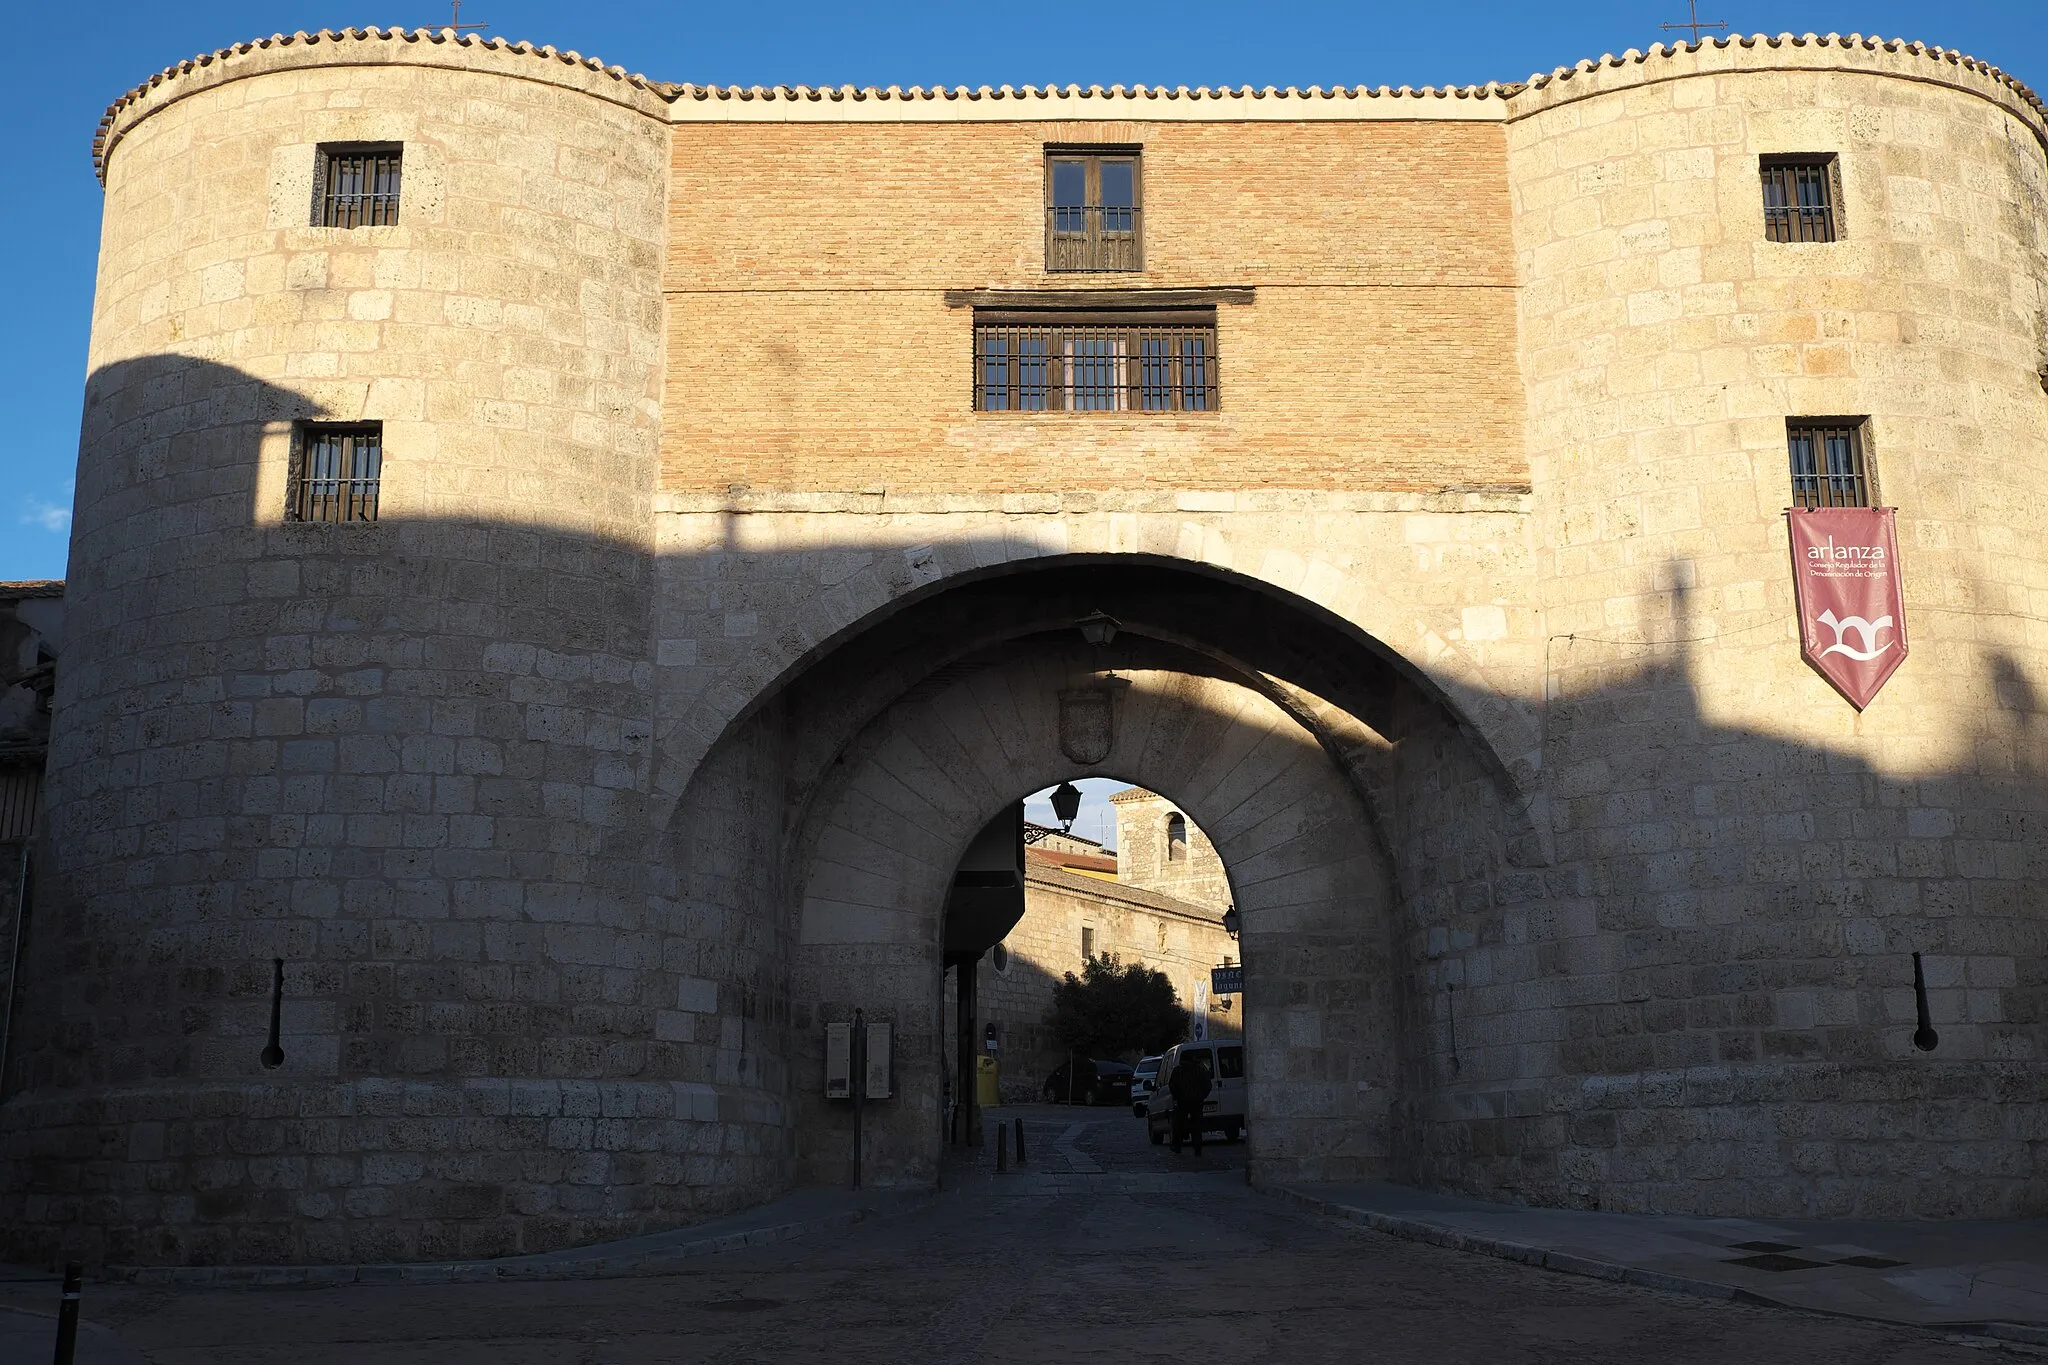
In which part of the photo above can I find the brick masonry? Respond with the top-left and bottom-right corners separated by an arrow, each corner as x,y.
4,29 -> 2047,1266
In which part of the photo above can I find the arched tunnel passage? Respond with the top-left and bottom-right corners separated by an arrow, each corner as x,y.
665,556 -> 1541,1201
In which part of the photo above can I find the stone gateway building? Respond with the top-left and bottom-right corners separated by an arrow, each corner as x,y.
4,25 -> 2047,1267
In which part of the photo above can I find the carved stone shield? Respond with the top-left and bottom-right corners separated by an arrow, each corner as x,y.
1057,687 -> 1114,766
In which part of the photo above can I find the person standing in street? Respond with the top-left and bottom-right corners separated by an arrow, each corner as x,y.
1167,1050 -> 1212,1155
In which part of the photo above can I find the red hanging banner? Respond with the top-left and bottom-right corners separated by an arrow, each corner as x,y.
1786,507 -> 1908,710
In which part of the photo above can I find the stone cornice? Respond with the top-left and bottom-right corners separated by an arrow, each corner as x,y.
94,26 -> 2048,183
94,27 -> 677,183
1506,32 -> 2048,154
91,25 -> 1517,181
661,81 -> 1515,125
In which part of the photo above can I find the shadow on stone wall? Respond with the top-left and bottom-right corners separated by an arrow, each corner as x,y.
2,352 -> 2044,1266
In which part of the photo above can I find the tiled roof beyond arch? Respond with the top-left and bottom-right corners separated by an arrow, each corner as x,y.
94,26 -> 2048,183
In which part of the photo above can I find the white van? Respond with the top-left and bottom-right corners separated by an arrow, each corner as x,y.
1143,1039 -> 1246,1144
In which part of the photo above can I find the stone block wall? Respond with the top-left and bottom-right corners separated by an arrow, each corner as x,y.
1510,37 -> 2048,1215
3,40 -> 702,1265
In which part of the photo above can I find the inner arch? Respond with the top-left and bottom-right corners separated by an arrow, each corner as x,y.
783,645 -> 1403,1189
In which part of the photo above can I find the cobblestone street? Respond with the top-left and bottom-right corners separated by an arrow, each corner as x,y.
0,1106 -> 2014,1363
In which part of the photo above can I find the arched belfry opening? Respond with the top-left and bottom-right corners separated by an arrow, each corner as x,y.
665,554 -> 1540,1199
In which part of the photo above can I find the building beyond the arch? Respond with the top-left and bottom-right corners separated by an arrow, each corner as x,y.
4,27 -> 2048,1267
964,789 -> 1238,1104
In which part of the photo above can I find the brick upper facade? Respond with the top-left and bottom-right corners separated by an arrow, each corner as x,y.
663,119 -> 1522,493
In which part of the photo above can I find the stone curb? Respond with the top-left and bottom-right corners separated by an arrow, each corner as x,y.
1269,1187 -> 2048,1350
100,1195 -> 925,1289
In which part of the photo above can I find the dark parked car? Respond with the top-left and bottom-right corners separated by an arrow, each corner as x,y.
1042,1058 -> 1134,1106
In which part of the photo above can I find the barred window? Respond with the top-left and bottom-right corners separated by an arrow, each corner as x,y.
1761,155 -> 1839,243
975,311 -> 1216,412
291,424 -> 384,522
1046,149 -> 1141,272
1788,420 -> 1871,508
313,144 -> 402,228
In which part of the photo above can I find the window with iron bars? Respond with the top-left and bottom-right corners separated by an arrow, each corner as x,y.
313,143 -> 402,228
974,312 -> 1217,412
290,424 -> 384,522
1046,149 -> 1141,272
1787,419 -> 1872,508
1761,155 -> 1839,243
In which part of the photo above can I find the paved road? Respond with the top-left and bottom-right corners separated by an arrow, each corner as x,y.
0,1105 -> 2013,1363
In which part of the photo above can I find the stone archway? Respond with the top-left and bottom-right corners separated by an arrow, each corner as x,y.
660,555 -> 1542,1215
785,638 -> 1401,1190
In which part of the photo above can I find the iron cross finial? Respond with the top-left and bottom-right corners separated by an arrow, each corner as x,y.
1660,0 -> 1728,44
448,1 -> 489,32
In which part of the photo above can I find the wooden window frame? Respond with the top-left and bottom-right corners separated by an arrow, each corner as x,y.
1760,154 -> 1841,243
973,309 -> 1217,413
1045,145 -> 1143,273
1786,418 -> 1874,508
287,422 -> 385,523
312,142 -> 403,228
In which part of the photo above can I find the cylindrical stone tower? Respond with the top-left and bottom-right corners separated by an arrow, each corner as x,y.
1511,36 -> 2048,1216
0,29 -> 711,1265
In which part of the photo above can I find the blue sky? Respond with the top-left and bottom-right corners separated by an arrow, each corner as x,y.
5,1 -> 2045,581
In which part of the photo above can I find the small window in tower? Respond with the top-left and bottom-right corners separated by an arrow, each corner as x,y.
1760,155 -> 1839,243
313,143 -> 403,228
1787,419 -> 1872,508
1081,926 -> 1095,960
289,423 -> 384,522
1166,814 -> 1188,863
1046,147 -> 1142,272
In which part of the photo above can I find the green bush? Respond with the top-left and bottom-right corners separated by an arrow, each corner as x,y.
1046,953 -> 1188,1060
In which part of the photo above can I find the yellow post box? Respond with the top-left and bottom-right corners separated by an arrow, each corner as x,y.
975,1054 -> 1000,1108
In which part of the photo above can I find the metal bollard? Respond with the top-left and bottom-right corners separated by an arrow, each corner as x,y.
1014,1115 -> 1027,1166
52,1262 -> 81,1365
995,1121 -> 1008,1172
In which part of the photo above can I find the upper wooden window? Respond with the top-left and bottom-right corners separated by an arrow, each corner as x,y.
290,423 -> 384,522
314,144 -> 402,228
1787,419 -> 1872,508
1761,155 -> 1839,243
1046,148 -> 1141,272
974,310 -> 1217,412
